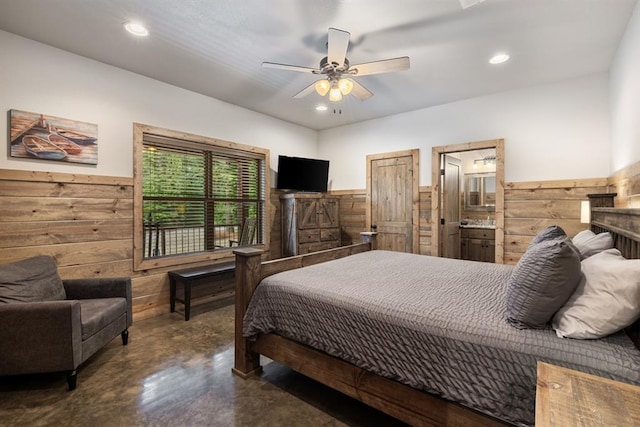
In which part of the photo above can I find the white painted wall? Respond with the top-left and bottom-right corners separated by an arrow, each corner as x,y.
319,73 -> 611,189
610,0 -> 640,173
1,28 -> 622,192
0,31 -> 317,180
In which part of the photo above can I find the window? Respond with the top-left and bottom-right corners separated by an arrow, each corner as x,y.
133,124 -> 269,270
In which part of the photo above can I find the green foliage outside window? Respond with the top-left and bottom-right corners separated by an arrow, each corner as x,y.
142,143 -> 264,258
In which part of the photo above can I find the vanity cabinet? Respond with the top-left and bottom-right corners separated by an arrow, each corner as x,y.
281,193 -> 340,256
460,228 -> 495,263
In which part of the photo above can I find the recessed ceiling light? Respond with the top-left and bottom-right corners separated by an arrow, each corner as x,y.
489,53 -> 510,65
124,21 -> 149,37
315,105 -> 328,111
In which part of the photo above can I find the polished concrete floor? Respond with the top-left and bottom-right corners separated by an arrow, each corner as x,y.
0,300 -> 408,427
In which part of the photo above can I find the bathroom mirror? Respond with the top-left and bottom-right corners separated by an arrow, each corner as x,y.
464,173 -> 496,211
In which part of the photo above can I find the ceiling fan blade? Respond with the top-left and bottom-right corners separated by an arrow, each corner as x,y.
349,79 -> 373,101
350,57 -> 410,77
293,81 -> 318,99
459,0 -> 486,9
262,62 -> 320,74
327,28 -> 350,67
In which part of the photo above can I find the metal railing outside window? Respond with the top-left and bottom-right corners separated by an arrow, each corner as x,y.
140,135 -> 266,260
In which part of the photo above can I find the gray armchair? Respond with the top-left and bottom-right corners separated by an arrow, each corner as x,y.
0,256 -> 132,390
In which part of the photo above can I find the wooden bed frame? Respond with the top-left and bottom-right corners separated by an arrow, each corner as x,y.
232,208 -> 640,426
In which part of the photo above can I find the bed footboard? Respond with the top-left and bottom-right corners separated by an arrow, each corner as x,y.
232,247 -> 263,378
232,241 -> 375,378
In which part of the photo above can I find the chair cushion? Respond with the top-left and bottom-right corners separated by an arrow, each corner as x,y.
0,256 -> 66,303
78,298 -> 127,340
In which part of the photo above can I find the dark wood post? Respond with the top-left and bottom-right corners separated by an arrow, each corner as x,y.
360,231 -> 378,250
232,247 -> 263,378
586,193 -> 617,208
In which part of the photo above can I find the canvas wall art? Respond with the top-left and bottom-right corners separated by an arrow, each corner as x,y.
9,109 -> 98,165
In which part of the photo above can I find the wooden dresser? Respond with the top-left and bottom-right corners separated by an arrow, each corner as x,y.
281,193 -> 340,256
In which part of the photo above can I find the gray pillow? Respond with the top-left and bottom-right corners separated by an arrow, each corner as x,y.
0,256 -> 66,303
528,225 -> 567,249
506,237 -> 582,329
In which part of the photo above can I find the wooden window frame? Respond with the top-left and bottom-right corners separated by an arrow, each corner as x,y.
133,123 -> 270,271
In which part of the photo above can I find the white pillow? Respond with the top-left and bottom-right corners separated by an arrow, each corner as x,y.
571,230 -> 613,259
552,249 -> 640,339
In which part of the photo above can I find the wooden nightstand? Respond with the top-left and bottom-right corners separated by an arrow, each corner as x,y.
536,362 -> 640,426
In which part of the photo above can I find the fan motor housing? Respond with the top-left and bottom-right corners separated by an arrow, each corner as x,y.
320,56 -> 350,74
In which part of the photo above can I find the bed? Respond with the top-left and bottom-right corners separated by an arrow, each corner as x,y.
232,208 -> 640,426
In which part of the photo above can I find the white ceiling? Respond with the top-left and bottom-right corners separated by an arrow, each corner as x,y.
0,0 -> 636,131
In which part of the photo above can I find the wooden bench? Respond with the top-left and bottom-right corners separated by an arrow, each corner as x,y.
168,262 -> 235,321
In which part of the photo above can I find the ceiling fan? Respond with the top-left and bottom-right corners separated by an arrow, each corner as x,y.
262,28 -> 410,102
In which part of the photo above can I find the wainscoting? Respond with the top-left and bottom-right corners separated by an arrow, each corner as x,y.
503,178 -> 608,264
329,187 -> 433,256
2,161 -> 638,320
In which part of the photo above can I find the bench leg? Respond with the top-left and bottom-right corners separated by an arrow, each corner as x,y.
169,278 -> 176,313
184,282 -> 191,321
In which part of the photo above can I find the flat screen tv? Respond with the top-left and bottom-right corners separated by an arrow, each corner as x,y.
277,155 -> 329,193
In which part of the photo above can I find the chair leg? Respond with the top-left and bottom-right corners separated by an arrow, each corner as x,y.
121,329 -> 129,345
67,370 -> 77,391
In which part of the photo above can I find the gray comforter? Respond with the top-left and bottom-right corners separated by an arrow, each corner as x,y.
243,250 -> 640,426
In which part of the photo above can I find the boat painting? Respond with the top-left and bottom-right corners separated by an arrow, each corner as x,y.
55,128 -> 98,145
22,135 -> 68,160
9,109 -> 98,165
48,133 -> 83,154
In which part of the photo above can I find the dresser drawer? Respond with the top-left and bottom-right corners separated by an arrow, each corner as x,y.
298,241 -> 337,254
320,228 -> 340,242
461,228 -> 495,240
298,229 -> 320,243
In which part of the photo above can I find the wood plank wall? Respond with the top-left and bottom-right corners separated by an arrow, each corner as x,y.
0,168 -> 624,320
504,178 -> 608,264
608,160 -> 640,208
0,169 -> 137,301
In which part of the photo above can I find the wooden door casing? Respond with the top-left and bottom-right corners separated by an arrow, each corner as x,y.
366,150 -> 419,253
431,139 -> 505,263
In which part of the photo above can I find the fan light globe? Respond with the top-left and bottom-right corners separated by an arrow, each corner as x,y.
315,80 -> 330,96
338,79 -> 353,95
329,86 -> 343,102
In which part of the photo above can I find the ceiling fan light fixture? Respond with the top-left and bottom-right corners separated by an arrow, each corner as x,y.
262,28 -> 409,102
315,80 -> 330,96
329,87 -> 342,102
338,78 -> 353,95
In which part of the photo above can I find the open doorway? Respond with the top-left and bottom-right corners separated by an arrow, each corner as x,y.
431,139 -> 505,263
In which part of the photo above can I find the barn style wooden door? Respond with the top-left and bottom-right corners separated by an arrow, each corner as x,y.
366,149 -> 419,253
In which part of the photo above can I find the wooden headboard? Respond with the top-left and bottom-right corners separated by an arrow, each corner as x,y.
590,207 -> 640,350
